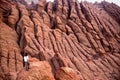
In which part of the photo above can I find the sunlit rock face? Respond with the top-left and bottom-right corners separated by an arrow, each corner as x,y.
24,0 -> 39,4
0,0 -> 120,80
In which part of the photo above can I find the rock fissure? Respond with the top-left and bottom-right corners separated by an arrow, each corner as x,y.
0,0 -> 120,80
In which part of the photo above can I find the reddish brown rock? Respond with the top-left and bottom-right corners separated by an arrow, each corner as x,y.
55,67 -> 80,80
101,1 -> 120,24
0,22 -> 23,79
56,16 -> 66,32
37,0 -> 46,13
0,13 -> 3,23
0,0 -> 12,22
8,4 -> 19,29
0,0 -> 120,80
17,61 -> 55,80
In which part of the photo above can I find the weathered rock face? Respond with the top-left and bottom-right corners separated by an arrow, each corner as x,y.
0,0 -> 120,80
17,61 -> 55,80
55,67 -> 80,80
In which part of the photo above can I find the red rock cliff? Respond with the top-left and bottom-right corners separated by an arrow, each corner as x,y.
0,0 -> 120,80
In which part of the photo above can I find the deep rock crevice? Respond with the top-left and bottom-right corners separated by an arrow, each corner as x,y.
0,0 -> 120,80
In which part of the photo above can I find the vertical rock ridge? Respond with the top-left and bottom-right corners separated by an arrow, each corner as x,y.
0,0 -> 120,80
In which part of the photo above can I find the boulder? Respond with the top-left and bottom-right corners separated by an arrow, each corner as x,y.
55,67 -> 80,80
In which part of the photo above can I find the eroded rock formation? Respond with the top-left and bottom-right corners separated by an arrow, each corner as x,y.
0,0 -> 120,80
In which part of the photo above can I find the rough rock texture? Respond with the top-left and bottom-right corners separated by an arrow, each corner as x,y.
17,61 -> 55,80
55,67 -> 80,80
0,0 -> 120,80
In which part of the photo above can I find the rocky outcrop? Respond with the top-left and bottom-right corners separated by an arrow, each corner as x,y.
0,0 -> 120,80
55,67 -> 80,80
8,4 -> 19,29
0,22 -> 23,79
17,61 -> 55,80
100,1 -> 120,24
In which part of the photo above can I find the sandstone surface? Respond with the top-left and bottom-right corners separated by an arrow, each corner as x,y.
0,0 -> 120,80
